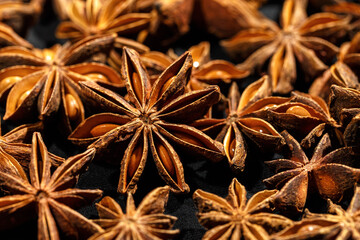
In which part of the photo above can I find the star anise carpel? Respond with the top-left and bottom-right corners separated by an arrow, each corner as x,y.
0,0 -> 43,36
264,131 -> 360,214
0,121 -> 64,172
222,0 -> 349,94
56,0 -> 151,42
0,22 -> 33,48
0,132 -> 103,239
89,186 -> 179,240
195,0 -> 277,39
192,76 -> 284,172
272,185 -> 360,240
0,34 -> 123,135
329,85 -> 360,147
69,47 -> 224,194
310,31 -> 360,101
249,91 -> 341,149
193,178 -> 293,240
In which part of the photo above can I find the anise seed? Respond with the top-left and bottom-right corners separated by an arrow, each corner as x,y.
90,123 -> 120,137
0,76 -> 21,92
65,94 -> 80,121
285,106 -> 311,117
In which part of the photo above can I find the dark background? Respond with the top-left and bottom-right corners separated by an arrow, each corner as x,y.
1,1 -> 333,239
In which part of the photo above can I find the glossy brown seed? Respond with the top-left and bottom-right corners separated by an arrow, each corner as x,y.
128,145 -> 143,180
285,106 -> 311,117
252,125 -> 272,134
65,94 -> 80,121
0,76 -> 21,92
16,89 -> 31,108
204,70 -> 231,79
157,143 -> 175,177
85,73 -> 109,83
159,76 -> 176,96
132,72 -> 143,101
297,224 -> 322,233
229,138 -> 236,159
90,123 -> 120,137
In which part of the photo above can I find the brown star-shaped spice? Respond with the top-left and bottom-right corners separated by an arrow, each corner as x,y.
196,0 -> 276,39
0,22 -> 32,48
69,48 -> 224,194
249,91 -> 341,149
0,121 -> 64,172
192,76 -> 284,172
323,1 -> 360,37
221,0 -> 349,94
56,0 -> 151,42
310,31 -> 360,101
89,186 -> 179,240
264,131 -> 360,214
272,186 -> 360,239
329,85 -> 360,147
0,34 -> 123,135
193,178 -> 293,240
0,132 -> 103,239
0,0 -> 42,36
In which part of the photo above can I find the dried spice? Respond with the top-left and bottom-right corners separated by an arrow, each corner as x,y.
0,22 -> 33,48
323,1 -> 360,37
264,131 -> 360,214
272,186 -> 360,239
329,85 -> 360,147
89,186 -> 179,240
195,0 -> 276,39
0,121 -> 64,171
69,48 -> 224,194
0,132 -> 103,239
0,34 -> 123,135
222,0 -> 348,94
192,77 -> 284,172
249,91 -> 341,148
193,178 -> 293,240
0,0 -> 42,36
167,42 -> 249,91
56,0 -> 151,41
310,32 -> 360,101
137,0 -> 194,46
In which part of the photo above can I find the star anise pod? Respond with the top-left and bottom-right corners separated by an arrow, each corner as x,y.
166,42 -> 249,92
329,85 -> 360,147
264,131 -> 360,214
272,185 -> 360,239
56,0 -> 150,42
56,0 -> 152,77
0,0 -> 43,36
69,48 -> 224,194
192,76 -> 284,172
0,34 -> 123,135
194,0 -> 277,39
0,132 -> 103,239
310,31 -> 360,101
323,1 -> 360,37
222,0 -> 349,94
0,22 -> 32,48
0,121 -> 64,172
137,0 -> 194,46
249,91 -> 341,149
193,178 -> 293,240
89,186 -> 179,240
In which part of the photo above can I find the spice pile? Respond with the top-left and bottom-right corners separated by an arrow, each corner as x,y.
1,0 -> 360,239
